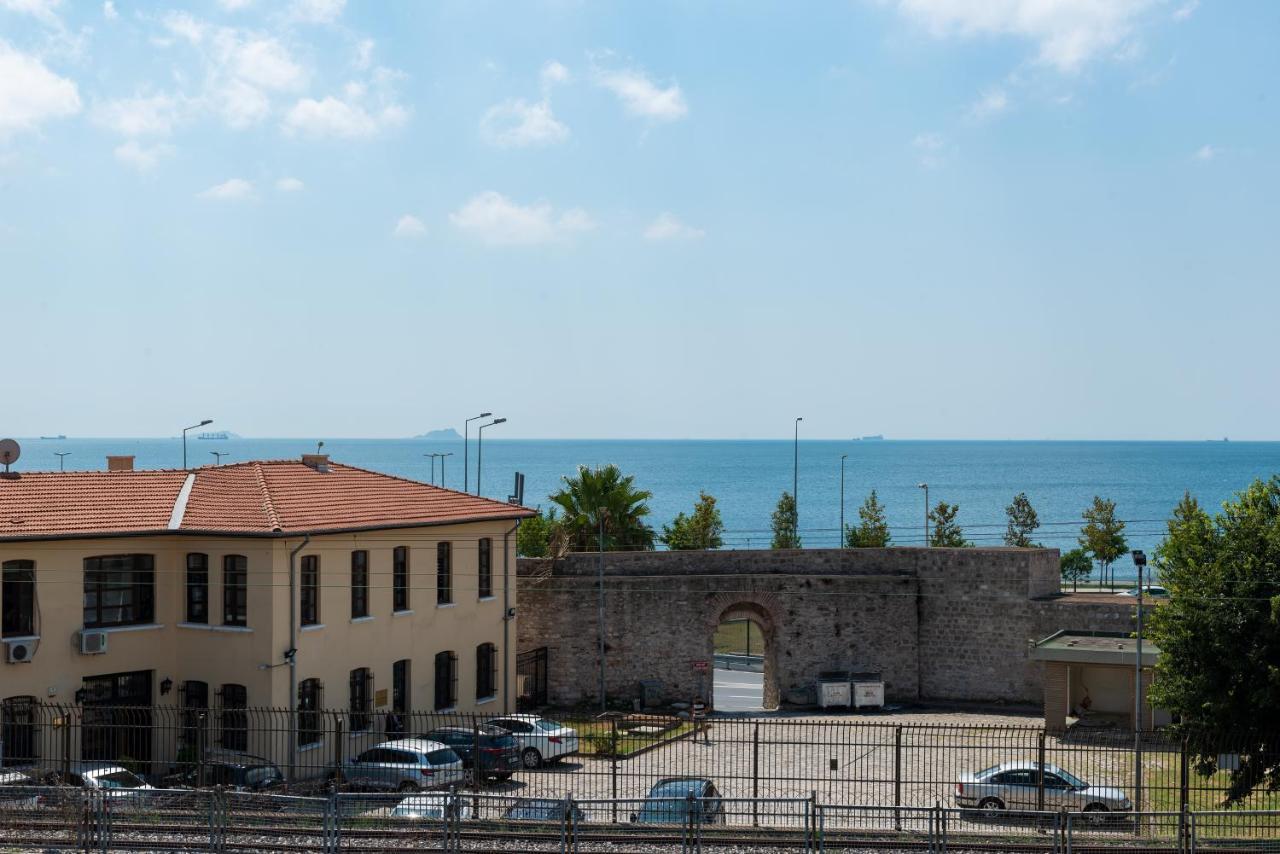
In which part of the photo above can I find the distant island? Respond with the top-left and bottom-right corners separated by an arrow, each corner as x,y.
415,428 -> 463,441
857,435 -> 885,441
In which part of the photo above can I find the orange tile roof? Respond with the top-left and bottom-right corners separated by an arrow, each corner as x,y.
0,460 -> 532,541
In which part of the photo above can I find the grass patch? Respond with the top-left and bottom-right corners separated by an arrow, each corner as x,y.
714,619 -> 763,656
575,720 -> 696,757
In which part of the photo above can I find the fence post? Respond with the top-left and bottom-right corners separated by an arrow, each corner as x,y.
1188,810 -> 1196,854
752,724 -> 760,827
196,711 -> 207,788
610,717 -> 618,824
62,711 -> 73,780
1179,735 -> 1189,819
1065,811 -> 1072,854
810,789 -> 818,853
1134,730 -> 1143,837
1037,730 -> 1046,811
894,726 -> 902,831
332,713 -> 345,785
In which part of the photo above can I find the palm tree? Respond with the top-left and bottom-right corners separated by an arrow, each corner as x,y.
549,464 -> 655,552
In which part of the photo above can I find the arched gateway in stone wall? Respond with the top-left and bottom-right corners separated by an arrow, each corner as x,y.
515,548 -> 1132,711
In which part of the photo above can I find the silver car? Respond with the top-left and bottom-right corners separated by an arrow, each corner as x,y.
339,738 -> 464,791
955,761 -> 1131,819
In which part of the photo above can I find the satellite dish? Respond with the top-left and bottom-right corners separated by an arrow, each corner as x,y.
0,438 -> 20,473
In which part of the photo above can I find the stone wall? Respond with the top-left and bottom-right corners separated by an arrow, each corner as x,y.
517,548 -> 1134,709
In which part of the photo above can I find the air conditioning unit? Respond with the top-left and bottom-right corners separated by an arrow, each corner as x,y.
4,638 -> 37,663
80,631 -> 108,655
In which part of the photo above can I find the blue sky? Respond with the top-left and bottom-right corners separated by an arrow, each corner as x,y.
1,0 -> 1277,440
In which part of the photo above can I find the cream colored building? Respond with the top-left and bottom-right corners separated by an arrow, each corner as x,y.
0,454 -> 531,778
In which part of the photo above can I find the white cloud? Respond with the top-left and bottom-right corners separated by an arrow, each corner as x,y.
0,0 -> 61,27
0,42 -> 81,138
393,214 -> 426,238
912,132 -> 948,168
197,177 -> 254,200
1194,144 -> 1216,161
540,60 -> 570,89
113,139 -> 174,172
1172,1 -> 1198,21
480,98 -> 568,148
353,38 -> 374,71
102,1 -> 117,20
275,176 -> 304,191
218,0 -> 255,9
449,191 -> 593,246
593,64 -> 687,122
229,36 -> 307,92
892,0 -> 1158,73
287,0 -> 344,25
643,212 -> 705,241
968,87 -> 1009,120
92,93 -> 180,136
282,84 -> 407,138
161,11 -> 207,44
213,77 -> 270,128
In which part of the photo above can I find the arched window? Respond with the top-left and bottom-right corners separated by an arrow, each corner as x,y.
298,679 -> 322,747
436,543 -> 452,605
350,551 -> 369,619
477,539 -> 493,599
300,556 -> 319,626
2,561 -> 35,637
433,651 -> 457,711
392,547 -> 409,612
180,681 -> 209,749
185,554 -> 208,624
349,668 -> 372,732
219,684 -> 248,751
223,556 -> 247,627
475,643 -> 497,700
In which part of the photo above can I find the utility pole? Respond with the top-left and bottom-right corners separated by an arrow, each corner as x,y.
793,417 -> 803,534
840,454 -> 848,547
917,483 -> 929,546
464,413 -> 491,493
1132,549 -> 1147,824
597,509 -> 607,713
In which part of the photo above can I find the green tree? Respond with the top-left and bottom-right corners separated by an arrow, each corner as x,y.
548,464 -> 655,551
845,490 -> 891,547
929,501 -> 970,547
661,491 -> 725,550
516,507 -> 559,558
1079,496 -> 1128,588
1148,484 -> 1280,804
1003,492 -> 1042,547
1059,548 -> 1093,592
770,491 -> 801,549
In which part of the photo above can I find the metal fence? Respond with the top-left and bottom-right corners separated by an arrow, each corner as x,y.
3,704 -> 1277,833
0,788 -> 1277,852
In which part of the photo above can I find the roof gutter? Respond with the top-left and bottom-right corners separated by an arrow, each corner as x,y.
287,533 -> 310,783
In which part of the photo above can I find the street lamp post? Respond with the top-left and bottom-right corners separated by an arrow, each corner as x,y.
464,413 -> 492,493
793,417 -> 803,526
476,418 -> 506,496
439,452 -> 454,489
424,453 -> 438,484
210,451 -> 228,465
1132,549 -> 1147,819
55,452 -> 70,472
182,419 -> 213,469
917,483 -> 929,546
840,454 -> 848,547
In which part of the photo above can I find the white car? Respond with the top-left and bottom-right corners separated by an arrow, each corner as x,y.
391,793 -> 473,820
486,715 -> 580,769
1117,585 -> 1168,598
63,762 -> 155,799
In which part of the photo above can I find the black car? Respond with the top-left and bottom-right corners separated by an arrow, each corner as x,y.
418,725 -> 521,784
164,752 -> 285,792
501,797 -> 586,824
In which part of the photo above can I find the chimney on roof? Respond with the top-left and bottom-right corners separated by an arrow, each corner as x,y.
106,455 -> 135,472
301,454 -> 330,472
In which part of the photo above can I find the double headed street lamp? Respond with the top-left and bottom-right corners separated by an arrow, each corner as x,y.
183,419 -> 213,469
464,413 -> 492,493
793,417 -> 803,527
840,454 -> 848,548
917,482 -> 929,546
476,418 -> 506,496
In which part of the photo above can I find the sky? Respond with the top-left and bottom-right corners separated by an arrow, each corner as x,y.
1,0 -> 1277,440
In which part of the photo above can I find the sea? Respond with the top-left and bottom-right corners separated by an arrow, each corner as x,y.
10,437 -> 1280,582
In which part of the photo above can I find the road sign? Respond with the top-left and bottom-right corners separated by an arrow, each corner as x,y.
691,659 -> 709,671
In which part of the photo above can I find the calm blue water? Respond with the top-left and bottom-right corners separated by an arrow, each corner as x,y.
12,438 -> 1280,580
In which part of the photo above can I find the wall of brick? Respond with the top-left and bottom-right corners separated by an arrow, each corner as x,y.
517,548 -> 1136,710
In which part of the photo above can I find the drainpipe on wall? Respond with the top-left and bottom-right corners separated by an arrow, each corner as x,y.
287,534 -> 310,782
502,520 -> 520,714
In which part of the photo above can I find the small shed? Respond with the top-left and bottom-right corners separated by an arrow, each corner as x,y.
1030,630 -> 1167,732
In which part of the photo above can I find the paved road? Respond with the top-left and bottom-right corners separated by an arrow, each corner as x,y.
714,666 -> 763,712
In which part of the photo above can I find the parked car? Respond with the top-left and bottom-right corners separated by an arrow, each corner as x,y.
45,762 -> 155,799
390,793 -> 473,820
486,714 -> 580,769
632,777 -> 725,825
338,738 -> 464,792
164,751 -> 285,792
1118,585 -> 1169,598
955,761 -> 1131,820
418,726 -> 520,784
0,768 -> 41,810
501,797 -> 586,824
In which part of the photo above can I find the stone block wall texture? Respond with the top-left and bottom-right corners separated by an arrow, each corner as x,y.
517,548 -> 1134,709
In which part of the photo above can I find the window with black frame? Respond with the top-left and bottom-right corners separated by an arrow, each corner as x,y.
223,556 -> 247,626
0,697 -> 38,767
350,551 -> 369,618
2,560 -> 35,637
349,668 -> 372,731
478,538 -> 492,599
433,651 -> 457,711
392,546 -> 409,612
219,684 -> 248,751
436,542 -> 451,605
300,555 -> 319,626
298,679 -> 321,747
181,680 -> 209,749
185,554 -> 208,624
475,642 -> 497,699
83,555 -> 154,628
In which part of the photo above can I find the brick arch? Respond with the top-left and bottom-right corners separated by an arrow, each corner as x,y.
705,591 -> 783,710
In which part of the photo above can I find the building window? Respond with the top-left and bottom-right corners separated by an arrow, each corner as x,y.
223,555 -> 247,627
436,543 -> 452,605
181,681 -> 209,748
219,684 -> 248,751
478,538 -> 493,599
389,659 -> 409,736
83,555 -> 154,629
349,668 -> 372,732
434,651 -> 457,711
300,556 -> 319,626
392,547 -> 409,612
2,560 -> 35,637
351,551 -> 369,619
476,643 -> 497,700
185,554 -> 208,624
1,697 -> 38,767
298,679 -> 322,747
